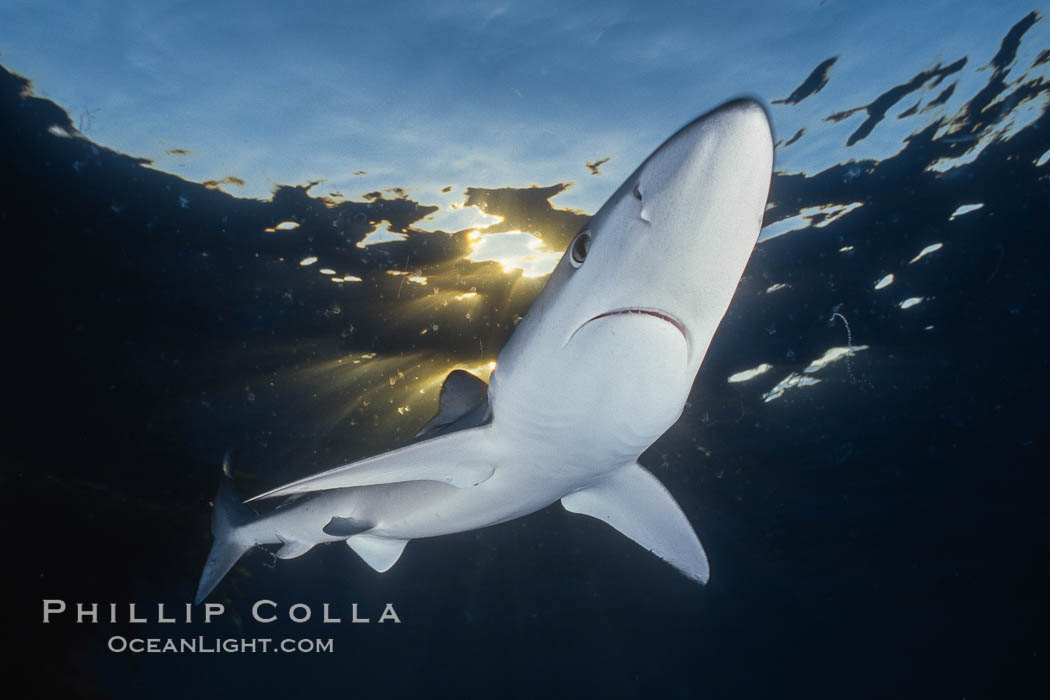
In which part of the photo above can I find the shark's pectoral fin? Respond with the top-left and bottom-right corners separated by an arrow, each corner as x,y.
275,541 -> 314,559
561,462 -> 710,584
246,425 -> 497,502
347,535 -> 409,573
416,369 -> 490,438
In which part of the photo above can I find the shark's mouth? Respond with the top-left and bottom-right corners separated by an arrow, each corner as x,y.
569,308 -> 689,350
587,308 -> 686,336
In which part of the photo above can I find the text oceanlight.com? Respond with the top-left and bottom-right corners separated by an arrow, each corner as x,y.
107,636 -> 334,654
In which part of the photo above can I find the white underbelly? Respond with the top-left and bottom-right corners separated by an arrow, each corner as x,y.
359,467 -> 577,540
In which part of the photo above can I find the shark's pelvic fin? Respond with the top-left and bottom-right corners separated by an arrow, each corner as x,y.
416,369 -> 490,438
195,471 -> 256,603
322,516 -> 372,537
347,534 -> 410,573
561,462 -> 710,584
275,541 -> 314,559
245,425 -> 497,502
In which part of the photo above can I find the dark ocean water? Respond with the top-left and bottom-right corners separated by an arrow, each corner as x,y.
4,11 -> 1048,699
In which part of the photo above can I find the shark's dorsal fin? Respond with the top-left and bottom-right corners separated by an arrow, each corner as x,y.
416,369 -> 490,438
245,425 -> 497,502
347,535 -> 409,573
561,462 -> 709,584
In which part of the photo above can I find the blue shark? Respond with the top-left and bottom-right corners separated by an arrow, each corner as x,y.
196,98 -> 774,602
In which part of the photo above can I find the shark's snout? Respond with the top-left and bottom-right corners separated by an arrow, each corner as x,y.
673,97 -> 773,152
702,97 -> 772,129
642,98 -> 773,189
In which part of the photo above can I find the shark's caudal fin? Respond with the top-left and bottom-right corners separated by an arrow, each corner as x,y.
561,462 -> 710,584
195,469 -> 256,604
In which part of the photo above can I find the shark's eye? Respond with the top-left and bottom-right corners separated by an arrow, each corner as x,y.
633,183 -> 643,200
570,230 -> 591,268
